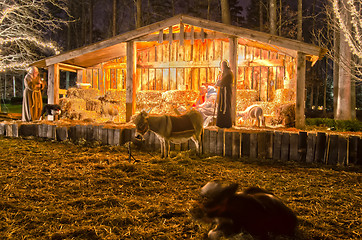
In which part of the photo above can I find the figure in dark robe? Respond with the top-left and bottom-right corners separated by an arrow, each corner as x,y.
215,60 -> 233,128
22,66 -> 45,121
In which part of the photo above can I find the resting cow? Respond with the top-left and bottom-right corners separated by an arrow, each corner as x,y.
191,182 -> 298,240
133,109 -> 203,158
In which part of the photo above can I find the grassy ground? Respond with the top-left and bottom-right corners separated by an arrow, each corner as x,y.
0,136 -> 360,240
0,104 -> 22,113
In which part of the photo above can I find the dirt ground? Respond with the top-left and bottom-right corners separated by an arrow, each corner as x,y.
0,136 -> 361,240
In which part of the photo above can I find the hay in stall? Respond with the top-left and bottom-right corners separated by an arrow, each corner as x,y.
274,89 -> 295,103
86,99 -> 102,112
136,90 -> 164,112
67,88 -> 100,100
59,98 -> 86,116
103,89 -> 126,103
162,90 -> 198,106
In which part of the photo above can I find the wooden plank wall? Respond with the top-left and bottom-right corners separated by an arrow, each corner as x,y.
1,123 -> 361,166
137,39 -> 224,91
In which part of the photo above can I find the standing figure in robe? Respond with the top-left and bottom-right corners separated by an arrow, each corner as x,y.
22,66 -> 46,121
215,60 -> 233,128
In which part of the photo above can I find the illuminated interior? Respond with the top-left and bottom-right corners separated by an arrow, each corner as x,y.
59,24 -> 296,125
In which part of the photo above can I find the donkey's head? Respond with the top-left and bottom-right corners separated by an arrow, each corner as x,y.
133,109 -> 152,141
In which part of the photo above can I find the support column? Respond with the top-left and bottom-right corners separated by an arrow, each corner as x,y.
229,37 -> 238,124
47,64 -> 60,105
126,41 -> 137,122
296,52 -> 306,129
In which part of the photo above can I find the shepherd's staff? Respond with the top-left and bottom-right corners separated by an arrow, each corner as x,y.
212,72 -> 222,126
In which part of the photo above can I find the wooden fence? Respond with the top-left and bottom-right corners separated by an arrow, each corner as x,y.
0,122 -> 361,166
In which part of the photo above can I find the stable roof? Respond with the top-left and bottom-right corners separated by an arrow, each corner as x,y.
32,14 -> 325,69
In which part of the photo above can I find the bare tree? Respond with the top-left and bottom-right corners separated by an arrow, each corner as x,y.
269,0 -> 277,34
297,0 -> 302,40
221,0 -> 231,24
136,0 -> 142,28
0,0 -> 68,71
112,0 -> 117,36
313,0 -> 361,119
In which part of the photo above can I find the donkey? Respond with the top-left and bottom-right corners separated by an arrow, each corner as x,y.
133,109 -> 203,158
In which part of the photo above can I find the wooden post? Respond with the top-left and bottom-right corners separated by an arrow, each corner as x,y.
217,128 -> 224,156
242,132 -> 250,157
203,129 -> 210,155
265,131 -> 273,159
56,127 -> 68,141
296,52 -> 306,128
338,136 -> 347,165
349,136 -> 359,164
289,133 -> 299,161
306,132 -> 316,163
273,131 -> 282,160
210,129 -> 218,154
179,23 -> 184,46
298,131 -> 307,162
232,131 -> 241,159
281,133 -> 290,161
229,37 -> 238,124
47,64 -> 60,105
327,135 -> 338,165
250,133 -> 258,159
257,132 -> 267,159
126,41 -> 136,122
315,132 -> 326,163
225,130 -> 233,157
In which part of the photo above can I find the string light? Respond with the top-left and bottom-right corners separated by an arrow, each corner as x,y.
332,0 -> 362,59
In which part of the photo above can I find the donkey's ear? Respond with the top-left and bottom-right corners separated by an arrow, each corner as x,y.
146,107 -> 153,114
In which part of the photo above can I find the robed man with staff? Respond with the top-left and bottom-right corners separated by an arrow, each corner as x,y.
215,60 -> 233,128
22,66 -> 46,121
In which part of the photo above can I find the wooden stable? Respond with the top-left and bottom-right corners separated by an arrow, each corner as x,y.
32,15 -> 325,128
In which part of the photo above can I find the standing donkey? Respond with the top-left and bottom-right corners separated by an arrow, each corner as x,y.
133,109 -> 203,158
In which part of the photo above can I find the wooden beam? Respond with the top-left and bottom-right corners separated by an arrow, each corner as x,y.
59,63 -> 85,72
191,26 -> 194,45
168,26 -> 173,44
47,64 -> 60,120
229,37 -> 238,125
296,51 -> 306,128
158,30 -> 163,44
181,15 -> 323,57
126,41 -> 137,122
179,23 -> 184,46
136,32 -> 229,42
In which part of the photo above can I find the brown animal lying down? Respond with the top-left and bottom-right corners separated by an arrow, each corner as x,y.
191,182 -> 298,240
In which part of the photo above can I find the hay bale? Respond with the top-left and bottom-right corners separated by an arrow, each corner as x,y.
136,90 -> 164,111
86,99 -> 102,112
271,102 -> 295,127
67,88 -> 100,100
236,90 -> 259,112
59,98 -> 86,113
104,89 -> 126,102
162,90 -> 198,105
274,89 -> 295,103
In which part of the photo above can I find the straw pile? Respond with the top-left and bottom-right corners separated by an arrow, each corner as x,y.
236,90 -> 259,112
103,89 -> 126,103
274,89 -> 295,103
136,90 -> 164,111
162,90 -> 198,106
0,137 -> 360,240
67,88 -> 99,100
